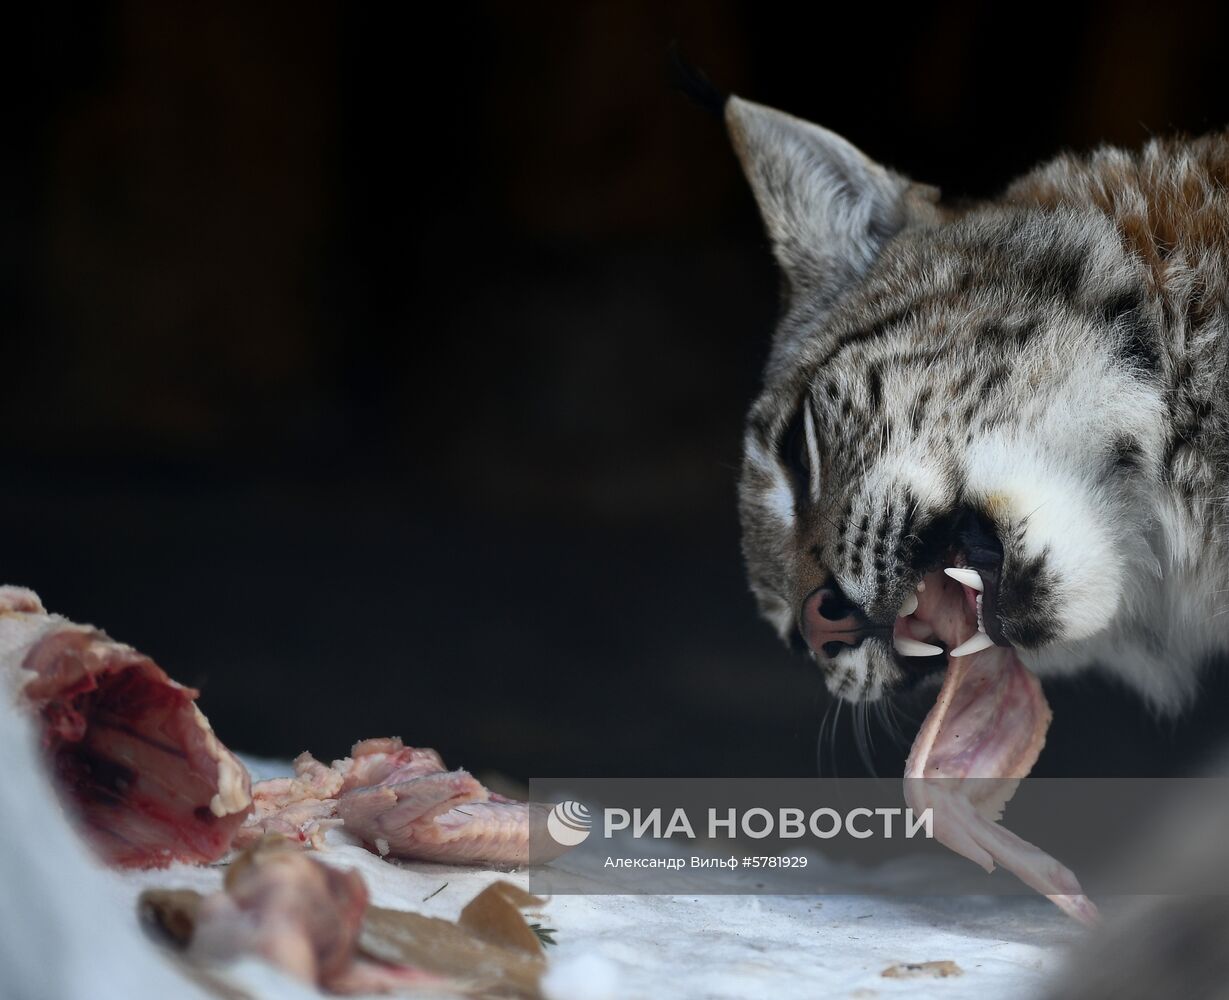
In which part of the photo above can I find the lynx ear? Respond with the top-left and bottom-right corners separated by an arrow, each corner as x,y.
726,97 -> 938,308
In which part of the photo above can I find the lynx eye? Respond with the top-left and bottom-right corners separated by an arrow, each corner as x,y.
778,398 -> 821,505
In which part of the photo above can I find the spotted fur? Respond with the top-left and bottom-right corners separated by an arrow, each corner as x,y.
729,97 -> 1229,709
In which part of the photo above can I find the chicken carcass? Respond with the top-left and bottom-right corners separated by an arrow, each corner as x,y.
0,586 -> 251,867
242,738 -> 561,867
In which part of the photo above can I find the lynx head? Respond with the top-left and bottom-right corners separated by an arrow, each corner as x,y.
728,97 -> 1165,700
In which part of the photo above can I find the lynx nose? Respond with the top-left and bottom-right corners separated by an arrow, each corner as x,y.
800,585 -> 867,660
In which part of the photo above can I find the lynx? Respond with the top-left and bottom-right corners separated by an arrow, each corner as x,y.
728,96 -> 1229,710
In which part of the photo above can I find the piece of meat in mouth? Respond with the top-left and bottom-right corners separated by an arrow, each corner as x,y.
799,508 -> 1098,923
900,565 -> 1099,925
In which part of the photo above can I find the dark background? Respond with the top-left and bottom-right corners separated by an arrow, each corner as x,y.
8,1 -> 1229,781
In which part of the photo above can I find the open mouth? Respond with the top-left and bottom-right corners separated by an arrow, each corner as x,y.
892,560 -> 1007,671
890,505 -> 1010,672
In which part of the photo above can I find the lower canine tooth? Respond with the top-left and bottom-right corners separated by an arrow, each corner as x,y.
898,592 -> 919,617
950,632 -> 995,657
894,635 -> 943,656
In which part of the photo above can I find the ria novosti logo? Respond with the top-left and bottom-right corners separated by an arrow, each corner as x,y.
546,800 -> 592,846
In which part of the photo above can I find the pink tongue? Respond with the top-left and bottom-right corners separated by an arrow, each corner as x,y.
903,601 -> 1099,924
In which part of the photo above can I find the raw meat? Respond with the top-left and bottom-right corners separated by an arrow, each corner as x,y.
900,570 -> 1099,924
194,837 -> 369,984
145,841 -> 549,996
189,837 -> 450,993
242,738 -> 564,867
235,751 -> 346,850
0,586 -> 251,867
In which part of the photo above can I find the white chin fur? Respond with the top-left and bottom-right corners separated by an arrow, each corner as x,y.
824,644 -> 886,702
965,434 -> 1125,643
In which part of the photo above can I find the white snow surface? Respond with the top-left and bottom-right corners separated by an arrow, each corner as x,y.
110,831 -> 1089,1000
5,738 -> 1091,1000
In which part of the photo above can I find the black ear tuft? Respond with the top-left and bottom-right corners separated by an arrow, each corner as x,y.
668,42 -> 726,118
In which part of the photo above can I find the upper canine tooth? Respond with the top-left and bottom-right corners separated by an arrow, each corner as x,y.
894,635 -> 943,657
898,592 -> 919,617
950,631 -> 995,657
944,567 -> 984,592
